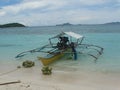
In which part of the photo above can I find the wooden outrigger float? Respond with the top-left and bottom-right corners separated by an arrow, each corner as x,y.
15,32 -> 103,66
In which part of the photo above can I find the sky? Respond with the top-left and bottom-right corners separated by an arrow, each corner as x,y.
0,0 -> 120,26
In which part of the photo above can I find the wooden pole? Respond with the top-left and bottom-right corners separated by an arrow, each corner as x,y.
0,80 -> 21,86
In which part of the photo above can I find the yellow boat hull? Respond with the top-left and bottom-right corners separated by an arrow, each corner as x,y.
38,52 -> 65,66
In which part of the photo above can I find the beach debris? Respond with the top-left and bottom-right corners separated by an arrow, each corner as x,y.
41,66 -> 52,75
22,60 -> 35,68
17,66 -> 21,68
0,80 -> 21,86
20,84 -> 30,88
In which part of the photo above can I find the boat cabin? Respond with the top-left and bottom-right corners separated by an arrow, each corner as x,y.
49,31 -> 84,48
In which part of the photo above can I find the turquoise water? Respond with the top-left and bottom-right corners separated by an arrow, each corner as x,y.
0,25 -> 120,73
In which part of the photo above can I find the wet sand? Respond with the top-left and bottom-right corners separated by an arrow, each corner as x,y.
0,62 -> 120,90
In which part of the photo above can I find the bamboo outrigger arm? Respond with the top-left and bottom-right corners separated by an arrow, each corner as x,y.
15,44 -> 49,58
78,44 -> 104,60
79,44 -> 104,54
78,51 -> 101,60
15,44 -> 57,58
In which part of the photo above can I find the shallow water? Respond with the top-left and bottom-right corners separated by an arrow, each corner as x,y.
0,25 -> 120,73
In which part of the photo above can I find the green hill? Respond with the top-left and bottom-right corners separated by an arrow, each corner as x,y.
0,23 -> 25,28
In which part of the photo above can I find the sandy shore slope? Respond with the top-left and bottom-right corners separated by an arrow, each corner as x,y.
0,65 -> 120,90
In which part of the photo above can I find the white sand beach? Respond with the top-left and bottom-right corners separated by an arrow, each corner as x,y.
0,61 -> 120,90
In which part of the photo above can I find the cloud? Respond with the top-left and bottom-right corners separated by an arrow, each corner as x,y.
2,1 -> 48,14
77,0 -> 112,5
0,0 -> 120,26
0,11 -> 5,16
1,0 -> 68,16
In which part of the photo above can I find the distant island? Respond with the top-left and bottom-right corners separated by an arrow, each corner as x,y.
104,22 -> 120,25
0,23 -> 25,28
56,22 -> 120,26
56,23 -> 74,26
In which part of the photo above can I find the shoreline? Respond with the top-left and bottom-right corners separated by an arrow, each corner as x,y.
0,62 -> 120,90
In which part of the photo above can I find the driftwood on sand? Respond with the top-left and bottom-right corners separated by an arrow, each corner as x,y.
0,80 -> 21,86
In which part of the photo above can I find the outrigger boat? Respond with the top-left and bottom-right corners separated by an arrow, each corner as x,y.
15,32 -> 103,66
